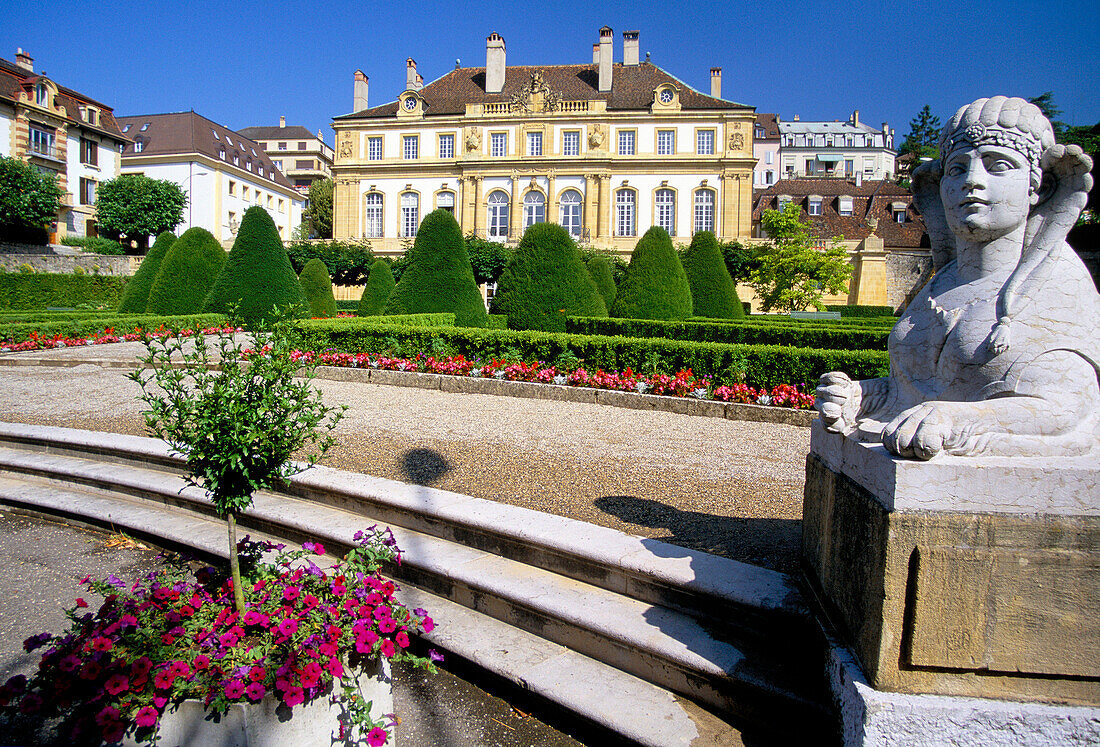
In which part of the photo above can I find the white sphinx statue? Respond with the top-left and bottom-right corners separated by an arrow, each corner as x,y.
816,96 -> 1098,460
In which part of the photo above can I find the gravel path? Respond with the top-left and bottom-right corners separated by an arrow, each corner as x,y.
0,343 -> 810,573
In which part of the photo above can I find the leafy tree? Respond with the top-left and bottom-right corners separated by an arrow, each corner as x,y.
585,254 -> 617,309
465,234 -> 512,284
899,104 -> 942,160
285,238 -> 373,285
146,227 -> 226,315
1063,123 -> 1100,156
117,231 -> 175,313
720,239 -> 760,285
490,222 -> 607,331
1028,92 -> 1066,138
298,257 -> 337,318
130,318 -> 343,614
95,174 -> 186,252
305,178 -> 334,239
681,230 -> 743,319
0,156 -> 62,244
610,226 -> 693,320
356,259 -> 395,316
383,209 -> 488,327
204,206 -> 308,323
748,202 -> 853,312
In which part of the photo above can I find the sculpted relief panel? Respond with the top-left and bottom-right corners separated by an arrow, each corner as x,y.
816,97 -> 1099,461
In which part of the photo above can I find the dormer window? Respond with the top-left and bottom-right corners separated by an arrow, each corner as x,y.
778,195 -> 793,210
219,147 -> 226,160
892,201 -> 908,223
140,123 -> 150,132
83,107 -> 99,125
755,125 -> 765,139
808,196 -> 822,216
838,196 -> 853,216
34,82 -> 49,106
122,124 -> 131,133
213,130 -> 220,140
134,140 -> 144,153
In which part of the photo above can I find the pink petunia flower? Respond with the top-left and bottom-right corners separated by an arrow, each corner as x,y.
224,679 -> 246,699
193,654 -> 211,671
283,685 -> 305,706
395,631 -> 410,649
104,674 -> 129,695
245,682 -> 266,701
248,665 -> 266,683
283,586 -> 301,602
153,670 -> 175,689
367,726 -> 388,746
380,639 -> 396,658
378,618 -> 396,634
134,705 -> 158,728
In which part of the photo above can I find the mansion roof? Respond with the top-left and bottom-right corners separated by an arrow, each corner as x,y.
237,124 -> 317,142
778,119 -> 883,136
754,112 -> 780,141
337,62 -> 746,120
753,178 -> 927,248
0,57 -> 127,142
116,111 -> 294,190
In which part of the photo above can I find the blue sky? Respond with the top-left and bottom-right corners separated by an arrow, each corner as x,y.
3,0 -> 1097,145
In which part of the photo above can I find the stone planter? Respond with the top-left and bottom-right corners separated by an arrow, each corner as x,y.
120,658 -> 393,747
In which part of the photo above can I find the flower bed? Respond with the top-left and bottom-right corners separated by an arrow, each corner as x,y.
0,531 -> 435,746
0,323 -> 240,353
289,350 -> 817,410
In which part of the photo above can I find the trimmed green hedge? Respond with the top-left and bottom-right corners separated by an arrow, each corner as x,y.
293,319 -> 889,389
299,258 -> 337,318
567,316 -> 890,351
610,226 -> 693,320
146,227 -> 226,315
586,254 -> 617,309
356,259 -> 395,316
336,300 -> 359,311
118,231 -> 175,313
0,274 -> 126,310
60,236 -> 127,255
681,231 -> 743,319
0,313 -> 226,344
826,304 -> 897,318
371,313 -> 455,327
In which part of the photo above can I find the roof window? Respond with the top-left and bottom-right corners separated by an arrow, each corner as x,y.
140,123 -> 150,132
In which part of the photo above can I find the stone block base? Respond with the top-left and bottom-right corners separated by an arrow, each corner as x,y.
803,421 -> 1100,704
828,643 -> 1100,747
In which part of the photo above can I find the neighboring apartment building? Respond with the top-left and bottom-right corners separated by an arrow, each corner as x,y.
116,111 -> 305,247
752,112 -> 779,188
331,27 -> 757,255
777,111 -> 896,181
0,48 -> 128,240
752,178 -> 929,311
237,117 -> 333,194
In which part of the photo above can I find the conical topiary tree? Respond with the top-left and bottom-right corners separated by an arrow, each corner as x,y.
609,226 -> 693,320
491,223 -> 607,332
118,231 -> 176,313
681,231 -> 743,319
298,258 -> 337,318
382,209 -> 488,327
356,259 -> 395,316
146,227 -> 227,315
585,254 -> 617,310
204,206 -> 307,323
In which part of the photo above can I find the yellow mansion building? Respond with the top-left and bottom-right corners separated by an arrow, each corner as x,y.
331,28 -> 756,256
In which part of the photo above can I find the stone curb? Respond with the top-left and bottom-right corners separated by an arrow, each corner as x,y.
0,355 -> 817,426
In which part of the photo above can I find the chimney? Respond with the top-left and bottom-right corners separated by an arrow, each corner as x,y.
598,26 -> 613,92
353,70 -> 369,111
486,33 -> 506,94
793,114 -> 799,121
279,115 -> 286,128
623,30 -> 639,66
405,58 -> 417,91
15,48 -> 33,72
710,67 -> 721,98
415,74 -> 423,90
855,171 -> 863,187
851,109 -> 860,126
592,43 -> 600,64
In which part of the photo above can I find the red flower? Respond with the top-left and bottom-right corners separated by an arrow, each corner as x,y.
134,705 -> 158,728
153,670 -> 175,689
193,655 -> 211,671
367,726 -> 389,746
104,674 -> 129,695
248,666 -> 266,683
245,681 -> 266,701
380,639 -> 396,658
224,679 -> 246,699
283,685 -> 305,706
75,598 -> 88,608
395,631 -> 410,649
299,662 -> 323,688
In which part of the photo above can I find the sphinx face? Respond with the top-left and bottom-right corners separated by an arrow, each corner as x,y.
940,144 -> 1034,242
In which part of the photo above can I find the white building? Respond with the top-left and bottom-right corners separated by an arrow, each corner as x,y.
116,111 -> 305,247
778,111 -> 895,181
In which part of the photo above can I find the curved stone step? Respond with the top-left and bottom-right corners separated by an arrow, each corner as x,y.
0,476 -> 745,747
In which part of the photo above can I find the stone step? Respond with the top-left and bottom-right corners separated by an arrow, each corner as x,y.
0,476 -> 746,747
0,422 -> 816,648
0,446 -> 833,737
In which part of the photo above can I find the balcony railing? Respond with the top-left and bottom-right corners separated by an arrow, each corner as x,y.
29,142 -> 60,160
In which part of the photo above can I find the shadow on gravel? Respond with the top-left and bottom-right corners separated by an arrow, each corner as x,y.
400,448 -> 452,486
593,495 -> 801,574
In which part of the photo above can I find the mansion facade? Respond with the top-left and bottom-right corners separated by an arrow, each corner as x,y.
331,28 -> 756,255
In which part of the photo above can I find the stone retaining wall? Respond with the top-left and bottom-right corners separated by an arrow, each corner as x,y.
0,253 -> 139,276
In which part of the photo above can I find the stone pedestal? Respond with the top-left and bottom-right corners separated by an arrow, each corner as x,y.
802,420 -> 1100,705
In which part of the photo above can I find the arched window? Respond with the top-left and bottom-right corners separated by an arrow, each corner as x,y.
34,82 -> 49,107
401,192 -> 419,237
615,189 -> 636,237
655,188 -> 676,235
523,191 -> 545,228
364,193 -> 383,238
693,189 -> 716,233
559,190 -> 582,238
487,190 -> 509,239
436,191 -> 455,215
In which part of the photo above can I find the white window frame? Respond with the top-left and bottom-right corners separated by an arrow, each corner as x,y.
696,130 -> 715,155
655,188 -> 675,235
526,131 -> 543,156
615,189 -> 636,237
693,189 -> 715,233
523,191 -> 546,227
363,193 -> 383,238
618,130 -> 636,156
808,197 -> 823,216
403,135 -> 419,160
490,132 -> 507,157
559,189 -> 582,238
487,190 -> 509,239
401,192 -> 419,237
368,136 -> 383,160
562,130 -> 580,156
838,196 -> 853,216
438,133 -> 455,159
437,191 -> 455,214
657,129 -> 675,156
29,125 -> 55,157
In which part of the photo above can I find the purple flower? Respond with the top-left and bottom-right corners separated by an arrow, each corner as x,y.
224,679 -> 246,699
134,706 -> 158,728
22,633 -> 51,652
429,649 -> 445,663
245,682 -> 266,701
